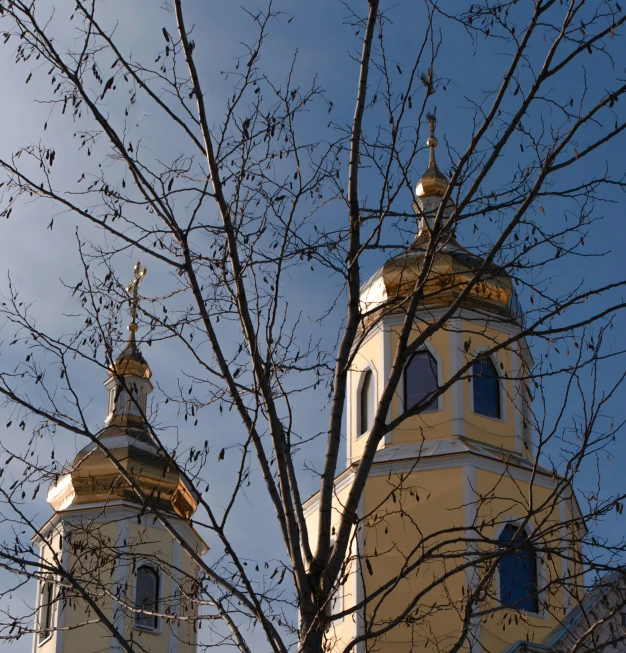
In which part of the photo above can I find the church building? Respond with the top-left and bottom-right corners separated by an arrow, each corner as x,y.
30,128 -> 625,653
303,122 -> 601,653
31,264 -> 207,653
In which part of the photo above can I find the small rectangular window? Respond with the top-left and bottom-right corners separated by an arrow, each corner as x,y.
39,578 -> 54,644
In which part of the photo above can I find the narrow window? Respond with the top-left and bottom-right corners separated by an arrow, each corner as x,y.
359,370 -> 375,435
403,351 -> 438,412
472,357 -> 501,419
135,565 -> 159,630
498,524 -> 538,612
39,576 -> 54,644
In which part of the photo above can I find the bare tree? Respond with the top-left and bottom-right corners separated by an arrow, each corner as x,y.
0,0 -> 626,652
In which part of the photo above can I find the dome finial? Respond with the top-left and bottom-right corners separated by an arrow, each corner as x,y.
426,111 -> 439,165
415,110 -> 448,198
125,261 -> 147,341
109,261 -> 151,380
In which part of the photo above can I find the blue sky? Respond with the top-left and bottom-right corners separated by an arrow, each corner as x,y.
0,1 -> 626,650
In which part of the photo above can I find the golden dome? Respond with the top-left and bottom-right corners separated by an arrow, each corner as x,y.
415,115 -> 449,198
48,424 -> 198,519
388,239 -> 514,314
110,334 -> 151,379
361,235 -> 521,323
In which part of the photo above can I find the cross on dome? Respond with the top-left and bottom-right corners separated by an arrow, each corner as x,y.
125,260 -> 147,337
109,261 -> 151,380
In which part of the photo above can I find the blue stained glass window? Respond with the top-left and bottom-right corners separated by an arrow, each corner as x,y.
472,358 -> 501,419
403,351 -> 438,412
498,524 -> 538,612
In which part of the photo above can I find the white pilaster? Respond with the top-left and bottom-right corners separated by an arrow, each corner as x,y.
449,318 -> 465,437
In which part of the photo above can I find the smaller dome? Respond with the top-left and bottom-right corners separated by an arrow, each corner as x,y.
47,424 -> 198,519
415,134 -> 449,198
110,337 -> 151,379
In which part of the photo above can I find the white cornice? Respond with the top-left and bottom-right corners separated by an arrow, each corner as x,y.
381,307 -> 522,337
33,502 -> 209,554
304,438 -> 564,519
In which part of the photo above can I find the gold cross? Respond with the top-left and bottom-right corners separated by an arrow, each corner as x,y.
125,261 -> 147,331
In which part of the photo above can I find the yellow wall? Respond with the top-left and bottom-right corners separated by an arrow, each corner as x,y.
312,462 -> 579,653
460,320 -> 517,451
473,468 -> 577,652
349,316 -> 530,459
35,520 -> 118,653
34,511 -> 199,653
360,466 -> 467,652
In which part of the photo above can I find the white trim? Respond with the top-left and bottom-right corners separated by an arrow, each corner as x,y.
133,560 -> 164,634
510,342 -> 524,455
54,525 -> 68,653
169,540 -> 182,653
382,322 -> 392,446
468,348 -> 507,424
354,493 -> 365,653
493,518 -> 546,620
381,308 -> 523,338
33,504 -> 208,555
365,446 -> 559,491
36,574 -> 55,649
449,318 -> 465,437
521,382 -> 534,457
355,364 -> 378,442
110,519 -> 130,651
347,359 -> 353,463
303,445 -> 560,516
33,524 -> 65,653
558,498 -> 570,613
303,469 -> 356,518
462,465 -> 481,652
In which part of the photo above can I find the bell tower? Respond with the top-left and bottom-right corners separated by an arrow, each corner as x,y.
304,121 -> 580,653
32,262 -> 207,653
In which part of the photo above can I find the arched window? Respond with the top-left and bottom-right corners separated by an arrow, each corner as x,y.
498,524 -> 538,612
472,357 -> 501,419
38,576 -> 55,644
359,370 -> 375,435
403,351 -> 438,412
135,565 -> 159,630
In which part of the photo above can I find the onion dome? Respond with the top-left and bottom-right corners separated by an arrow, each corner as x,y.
110,332 -> 150,379
361,119 -> 521,324
415,115 -> 449,199
47,262 -> 198,520
47,427 -> 198,519
413,114 -> 455,238
361,237 -> 520,322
